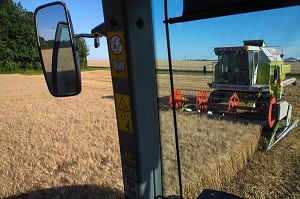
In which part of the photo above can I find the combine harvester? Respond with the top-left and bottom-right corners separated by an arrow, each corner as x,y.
169,40 -> 298,152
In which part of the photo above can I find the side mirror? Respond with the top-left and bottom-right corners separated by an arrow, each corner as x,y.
34,1 -> 81,97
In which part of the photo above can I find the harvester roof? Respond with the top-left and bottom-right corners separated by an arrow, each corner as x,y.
214,40 -> 282,61
214,39 -> 265,52
243,40 -> 266,47
214,45 -> 260,52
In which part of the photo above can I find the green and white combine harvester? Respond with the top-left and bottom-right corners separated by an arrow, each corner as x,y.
169,40 -> 298,152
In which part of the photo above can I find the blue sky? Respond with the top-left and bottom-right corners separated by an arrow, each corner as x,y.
153,1 -> 300,60
15,0 -> 300,60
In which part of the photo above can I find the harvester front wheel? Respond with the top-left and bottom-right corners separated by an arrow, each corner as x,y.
268,96 -> 277,128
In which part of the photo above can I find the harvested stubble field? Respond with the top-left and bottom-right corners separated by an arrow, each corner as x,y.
0,69 -> 299,199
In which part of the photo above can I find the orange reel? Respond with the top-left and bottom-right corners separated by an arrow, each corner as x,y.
196,91 -> 208,112
228,93 -> 239,114
169,89 -> 183,109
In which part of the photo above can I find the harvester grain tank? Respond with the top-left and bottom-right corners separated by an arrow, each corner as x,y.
169,40 -> 298,152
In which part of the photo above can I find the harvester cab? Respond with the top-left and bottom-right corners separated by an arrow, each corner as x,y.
211,40 -> 296,98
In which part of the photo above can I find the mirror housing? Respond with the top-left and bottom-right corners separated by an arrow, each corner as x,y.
34,1 -> 81,97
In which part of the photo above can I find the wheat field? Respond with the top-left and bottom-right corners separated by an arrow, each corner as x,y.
0,69 -> 299,199
0,71 -> 123,198
159,112 -> 261,198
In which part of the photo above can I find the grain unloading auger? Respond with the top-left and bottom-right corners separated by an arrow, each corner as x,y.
169,40 -> 298,152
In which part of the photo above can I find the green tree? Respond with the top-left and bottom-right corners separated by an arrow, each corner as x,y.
77,38 -> 89,69
0,0 -> 40,72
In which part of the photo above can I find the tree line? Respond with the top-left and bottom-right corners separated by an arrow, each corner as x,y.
0,0 -> 89,72
39,37 -> 72,49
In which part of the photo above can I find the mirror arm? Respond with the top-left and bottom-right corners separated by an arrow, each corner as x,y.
75,23 -> 107,48
75,33 -> 101,40
75,33 -> 104,48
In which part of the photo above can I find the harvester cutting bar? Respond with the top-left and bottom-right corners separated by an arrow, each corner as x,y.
196,90 -> 277,128
199,102 -> 268,113
196,90 -> 266,112
169,89 -> 277,128
207,90 -> 271,107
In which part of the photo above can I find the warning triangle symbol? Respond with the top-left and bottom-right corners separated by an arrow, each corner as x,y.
122,148 -> 135,162
118,97 -> 129,112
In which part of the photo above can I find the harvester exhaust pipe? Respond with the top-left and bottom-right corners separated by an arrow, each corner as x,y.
266,118 -> 299,153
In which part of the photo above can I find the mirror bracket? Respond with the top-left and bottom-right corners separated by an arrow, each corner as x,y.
75,22 -> 107,48
75,33 -> 103,48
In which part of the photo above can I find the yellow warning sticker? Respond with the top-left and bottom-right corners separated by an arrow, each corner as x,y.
122,147 -> 135,162
115,93 -> 133,133
107,31 -> 128,79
